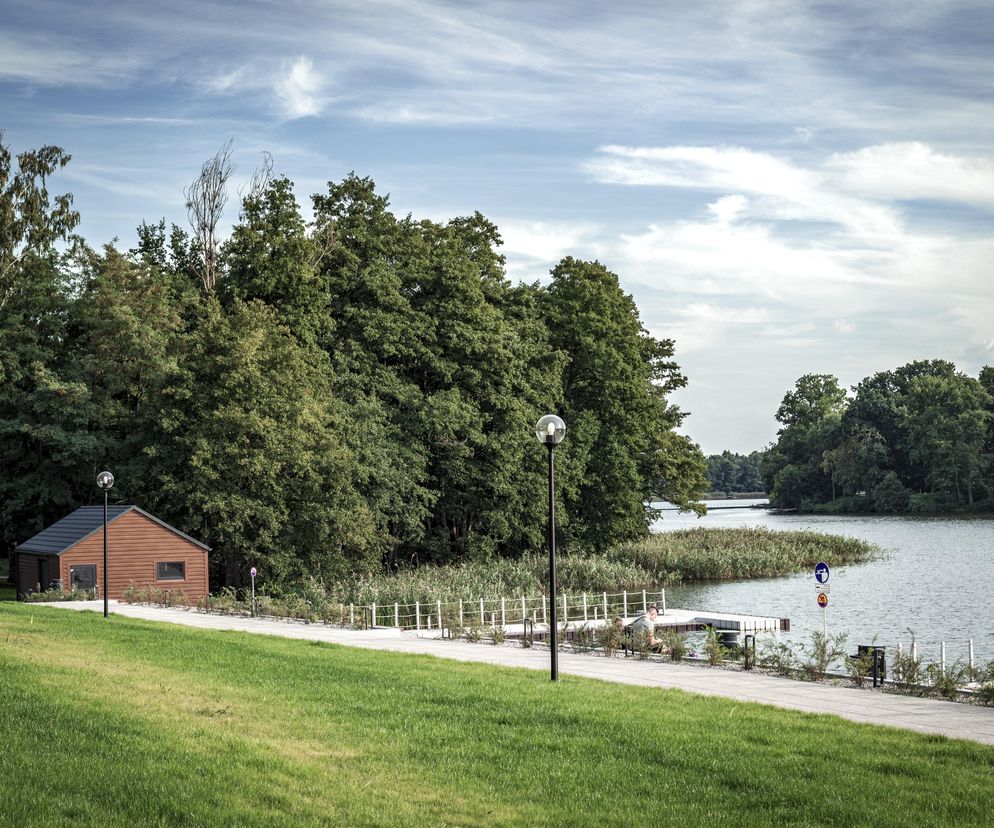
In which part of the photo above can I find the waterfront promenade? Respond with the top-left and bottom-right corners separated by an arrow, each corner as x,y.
43,600 -> 994,747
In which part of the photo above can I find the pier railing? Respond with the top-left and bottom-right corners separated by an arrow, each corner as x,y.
353,588 -> 668,631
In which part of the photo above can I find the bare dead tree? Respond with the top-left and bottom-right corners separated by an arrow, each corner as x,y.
184,139 -> 234,293
308,219 -> 338,270
239,151 -> 274,203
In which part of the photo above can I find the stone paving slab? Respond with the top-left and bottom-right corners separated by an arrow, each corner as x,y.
33,600 -> 994,747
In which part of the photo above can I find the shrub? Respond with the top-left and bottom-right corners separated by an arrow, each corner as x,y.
463,625 -> 483,644
759,638 -> 796,677
703,627 -> 729,666
572,623 -> 595,653
798,631 -> 848,681
891,635 -> 925,694
925,660 -> 971,701
871,472 -> 910,513
662,629 -> 687,662
488,626 -> 507,646
974,661 -> 994,706
595,619 -> 625,657
632,629 -> 653,661
846,646 -> 876,689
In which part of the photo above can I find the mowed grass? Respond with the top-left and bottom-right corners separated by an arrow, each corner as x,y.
2,605 -> 993,827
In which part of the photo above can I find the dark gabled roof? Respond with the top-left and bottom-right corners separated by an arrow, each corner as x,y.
15,505 -> 210,554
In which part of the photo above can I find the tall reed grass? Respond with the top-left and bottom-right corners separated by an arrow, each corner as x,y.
609,527 -> 875,582
323,528 -> 876,605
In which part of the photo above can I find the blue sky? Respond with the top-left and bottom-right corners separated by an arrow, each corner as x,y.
3,0 -> 993,453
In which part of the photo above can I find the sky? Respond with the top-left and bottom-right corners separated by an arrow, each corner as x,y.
3,0 -> 993,454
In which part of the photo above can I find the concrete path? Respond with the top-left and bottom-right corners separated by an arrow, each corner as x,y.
41,600 -> 994,748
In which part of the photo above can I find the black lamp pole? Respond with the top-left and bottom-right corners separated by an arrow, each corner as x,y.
96,470 -> 114,618
547,439 -> 558,681
102,486 -> 108,618
535,414 -> 565,683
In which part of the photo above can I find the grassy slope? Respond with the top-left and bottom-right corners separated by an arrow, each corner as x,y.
2,604 -> 992,827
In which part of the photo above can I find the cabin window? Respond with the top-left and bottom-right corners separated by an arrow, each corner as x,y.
70,564 -> 97,591
156,561 -> 186,581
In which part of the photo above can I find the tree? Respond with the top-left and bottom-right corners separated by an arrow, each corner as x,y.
764,374 -> 846,507
184,140 -> 234,293
542,257 -> 706,550
143,298 -> 371,585
0,136 -> 82,558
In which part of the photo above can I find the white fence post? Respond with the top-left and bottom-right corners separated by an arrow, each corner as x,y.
394,602 -> 399,627
501,597 -> 506,626
642,590 -> 647,614
661,589 -> 666,616
623,591 -> 628,617
542,594 -> 547,625
458,599 -> 464,628
349,604 -> 354,625
371,602 -> 376,626
415,601 -> 421,630
940,641 -> 946,675
582,592 -> 588,621
491,612 -> 496,627
969,639 -> 975,670
603,592 -> 608,620
521,595 -> 527,624
562,592 -> 568,624
480,598 -> 485,625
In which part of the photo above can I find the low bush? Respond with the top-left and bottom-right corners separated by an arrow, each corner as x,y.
925,660 -> 971,701
759,638 -> 795,677
595,619 -> 625,657
890,635 -> 925,694
22,586 -> 95,603
572,623 -> 595,653
702,627 -> 728,666
798,631 -> 849,681
974,661 -> 994,706
662,629 -> 688,662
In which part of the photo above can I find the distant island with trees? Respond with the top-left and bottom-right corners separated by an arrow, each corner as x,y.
758,364 -> 993,513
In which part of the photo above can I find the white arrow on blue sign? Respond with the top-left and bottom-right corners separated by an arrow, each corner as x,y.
814,562 -> 830,584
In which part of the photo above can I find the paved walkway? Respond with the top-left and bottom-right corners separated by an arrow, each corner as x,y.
44,600 -> 994,747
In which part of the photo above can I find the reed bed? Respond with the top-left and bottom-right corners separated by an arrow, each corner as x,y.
610,527 -> 876,582
324,528 -> 877,605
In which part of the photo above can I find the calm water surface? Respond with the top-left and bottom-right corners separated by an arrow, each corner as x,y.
652,501 -> 994,664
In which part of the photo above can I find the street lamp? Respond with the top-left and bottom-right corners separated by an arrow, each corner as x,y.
535,414 -> 566,681
96,470 -> 114,618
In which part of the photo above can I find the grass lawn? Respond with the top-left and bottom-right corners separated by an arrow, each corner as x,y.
2,604 -> 993,827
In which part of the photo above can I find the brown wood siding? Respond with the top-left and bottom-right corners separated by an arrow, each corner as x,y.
16,553 -> 60,595
60,511 -> 209,599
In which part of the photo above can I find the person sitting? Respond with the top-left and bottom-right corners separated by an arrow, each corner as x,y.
630,605 -> 663,653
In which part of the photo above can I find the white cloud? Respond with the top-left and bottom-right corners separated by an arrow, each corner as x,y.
274,57 -> 324,119
585,144 -> 905,239
826,142 -> 994,209
498,220 -> 598,263
833,318 -> 856,333
708,195 -> 748,225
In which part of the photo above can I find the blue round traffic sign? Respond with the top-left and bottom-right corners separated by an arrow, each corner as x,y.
814,562 -> 830,584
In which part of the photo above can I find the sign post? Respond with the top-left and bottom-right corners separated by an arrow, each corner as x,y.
814,562 -> 830,636
250,566 -> 257,617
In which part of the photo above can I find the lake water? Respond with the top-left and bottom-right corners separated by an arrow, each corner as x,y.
651,501 -> 994,665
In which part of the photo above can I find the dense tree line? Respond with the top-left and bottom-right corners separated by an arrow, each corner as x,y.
763,364 -> 994,511
0,137 -> 708,586
704,450 -> 766,494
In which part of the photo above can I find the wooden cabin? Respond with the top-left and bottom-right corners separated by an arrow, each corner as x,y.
13,506 -> 209,600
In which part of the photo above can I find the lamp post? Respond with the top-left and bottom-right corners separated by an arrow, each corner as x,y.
535,414 -> 566,681
96,470 -> 114,618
